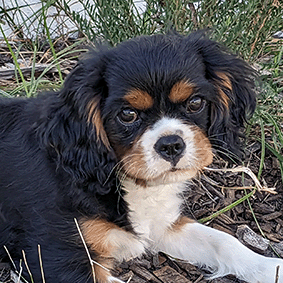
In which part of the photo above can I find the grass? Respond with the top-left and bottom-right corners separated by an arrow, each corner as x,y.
252,81 -> 283,184
0,0 -> 282,257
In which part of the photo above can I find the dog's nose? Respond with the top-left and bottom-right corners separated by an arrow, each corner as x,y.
154,135 -> 185,166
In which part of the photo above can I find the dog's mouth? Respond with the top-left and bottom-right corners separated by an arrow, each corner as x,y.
121,165 -> 199,188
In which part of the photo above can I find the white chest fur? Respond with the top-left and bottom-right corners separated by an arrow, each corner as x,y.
122,179 -> 186,248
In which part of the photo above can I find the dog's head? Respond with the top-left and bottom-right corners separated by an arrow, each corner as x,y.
48,32 -> 256,193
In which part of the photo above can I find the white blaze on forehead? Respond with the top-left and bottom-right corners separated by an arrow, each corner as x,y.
140,117 -> 197,172
143,117 -> 192,138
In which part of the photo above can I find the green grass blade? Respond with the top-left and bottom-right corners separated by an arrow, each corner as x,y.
0,24 -> 28,94
41,1 -> 64,83
198,189 -> 255,224
0,89 -> 12,97
257,119 -> 266,180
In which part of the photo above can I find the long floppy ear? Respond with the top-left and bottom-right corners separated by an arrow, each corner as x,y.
195,36 -> 257,162
38,49 -> 117,197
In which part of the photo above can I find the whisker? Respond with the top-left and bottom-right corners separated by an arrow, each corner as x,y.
103,153 -> 145,186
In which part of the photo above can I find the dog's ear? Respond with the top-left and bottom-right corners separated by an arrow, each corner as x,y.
38,49 -> 117,196
195,36 -> 257,162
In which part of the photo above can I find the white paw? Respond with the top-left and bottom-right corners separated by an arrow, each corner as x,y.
107,276 -> 125,283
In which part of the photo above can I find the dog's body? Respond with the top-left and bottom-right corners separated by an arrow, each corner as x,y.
0,32 -> 282,283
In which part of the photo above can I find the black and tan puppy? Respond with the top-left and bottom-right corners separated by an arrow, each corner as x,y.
0,32 -> 282,283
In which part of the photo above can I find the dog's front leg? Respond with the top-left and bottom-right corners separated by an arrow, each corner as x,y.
157,217 -> 283,283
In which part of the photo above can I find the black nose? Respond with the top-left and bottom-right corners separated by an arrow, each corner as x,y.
154,135 -> 186,166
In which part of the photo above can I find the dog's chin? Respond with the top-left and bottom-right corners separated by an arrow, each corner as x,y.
124,167 -> 199,187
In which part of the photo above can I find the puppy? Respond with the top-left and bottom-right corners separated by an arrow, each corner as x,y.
0,31 -> 282,283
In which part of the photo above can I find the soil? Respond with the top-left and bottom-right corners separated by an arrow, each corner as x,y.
0,44 -> 282,283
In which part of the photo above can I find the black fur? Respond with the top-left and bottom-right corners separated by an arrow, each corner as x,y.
0,31 -> 256,282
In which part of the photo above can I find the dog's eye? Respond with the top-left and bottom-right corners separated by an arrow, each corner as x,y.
186,96 -> 205,113
118,108 -> 138,124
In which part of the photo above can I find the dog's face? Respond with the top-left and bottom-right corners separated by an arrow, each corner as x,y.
59,32 -> 256,191
101,39 -> 216,185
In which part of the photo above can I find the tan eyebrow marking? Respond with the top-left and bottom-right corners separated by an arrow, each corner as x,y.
124,89 -> 154,110
169,80 -> 196,103
215,72 -> 232,109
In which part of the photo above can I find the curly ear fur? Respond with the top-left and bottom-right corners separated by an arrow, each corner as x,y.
37,50 -> 117,199
193,35 -> 257,162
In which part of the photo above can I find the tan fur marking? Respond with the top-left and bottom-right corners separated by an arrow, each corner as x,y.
215,72 -> 232,109
124,89 -> 153,110
80,219 -> 120,282
193,128 -> 213,168
218,88 -> 230,109
216,72 -> 232,91
170,216 -> 196,232
80,218 -> 117,258
169,81 -> 195,103
87,99 -> 110,149
80,218 -> 143,281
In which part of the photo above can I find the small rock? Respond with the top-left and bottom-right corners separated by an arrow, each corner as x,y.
236,224 -> 270,253
273,241 -> 283,257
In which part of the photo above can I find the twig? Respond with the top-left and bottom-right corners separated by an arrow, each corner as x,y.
38,245 -> 46,283
74,218 -> 96,283
16,260 -> 23,283
4,246 -> 29,283
275,265 -> 280,283
74,218 -> 113,281
126,273 -> 134,283
22,250 -> 34,283
4,245 -> 17,271
204,166 -> 277,194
